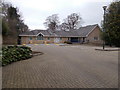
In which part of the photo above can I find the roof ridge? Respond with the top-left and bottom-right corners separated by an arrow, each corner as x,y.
31,29 -> 46,31
81,24 -> 98,28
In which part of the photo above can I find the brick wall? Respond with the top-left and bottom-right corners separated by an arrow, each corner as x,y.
86,26 -> 103,44
21,36 -> 68,44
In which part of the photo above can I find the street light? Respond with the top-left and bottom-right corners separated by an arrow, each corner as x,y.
103,6 -> 107,50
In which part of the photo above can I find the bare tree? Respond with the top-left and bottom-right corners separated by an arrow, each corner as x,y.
63,13 -> 82,30
60,23 -> 69,31
44,14 -> 60,31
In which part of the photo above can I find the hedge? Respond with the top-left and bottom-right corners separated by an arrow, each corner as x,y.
2,45 -> 32,66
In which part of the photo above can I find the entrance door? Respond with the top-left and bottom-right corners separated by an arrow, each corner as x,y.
54,38 -> 60,43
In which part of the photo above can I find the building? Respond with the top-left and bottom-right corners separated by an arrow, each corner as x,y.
19,24 -> 102,44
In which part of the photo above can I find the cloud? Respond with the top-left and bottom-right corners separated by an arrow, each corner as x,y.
6,0 -> 113,29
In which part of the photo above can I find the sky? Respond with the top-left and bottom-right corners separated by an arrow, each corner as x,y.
6,0 -> 113,30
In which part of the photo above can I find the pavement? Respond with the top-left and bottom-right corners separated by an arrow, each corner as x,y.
2,44 -> 118,88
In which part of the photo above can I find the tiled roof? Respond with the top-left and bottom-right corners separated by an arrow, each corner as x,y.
19,24 -> 99,37
76,24 -> 98,37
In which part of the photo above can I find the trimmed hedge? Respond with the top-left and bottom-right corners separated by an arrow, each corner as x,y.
2,45 -> 32,66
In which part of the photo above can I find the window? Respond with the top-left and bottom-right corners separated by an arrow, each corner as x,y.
29,37 -> 32,40
37,34 -> 43,40
48,37 -> 50,40
94,37 -> 98,41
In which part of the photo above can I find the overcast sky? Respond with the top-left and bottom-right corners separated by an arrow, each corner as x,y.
6,0 -> 113,30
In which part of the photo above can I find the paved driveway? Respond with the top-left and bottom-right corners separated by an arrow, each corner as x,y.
2,44 -> 118,88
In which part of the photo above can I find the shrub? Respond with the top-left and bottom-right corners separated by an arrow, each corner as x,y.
2,45 -> 32,66
64,41 -> 72,44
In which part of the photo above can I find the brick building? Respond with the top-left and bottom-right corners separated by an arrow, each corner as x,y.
19,24 -> 102,44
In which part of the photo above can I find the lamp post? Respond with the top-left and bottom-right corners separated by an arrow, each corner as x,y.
103,6 -> 107,50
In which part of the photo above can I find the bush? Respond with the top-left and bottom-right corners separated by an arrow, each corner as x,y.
2,45 -> 32,66
64,41 -> 72,44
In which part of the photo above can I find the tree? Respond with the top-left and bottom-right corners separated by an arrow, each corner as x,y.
60,22 -> 69,31
1,1 -> 29,44
2,20 -> 9,36
63,13 -> 82,30
102,1 -> 120,47
2,2 -> 28,35
44,14 -> 60,31
1,2 -> 10,35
